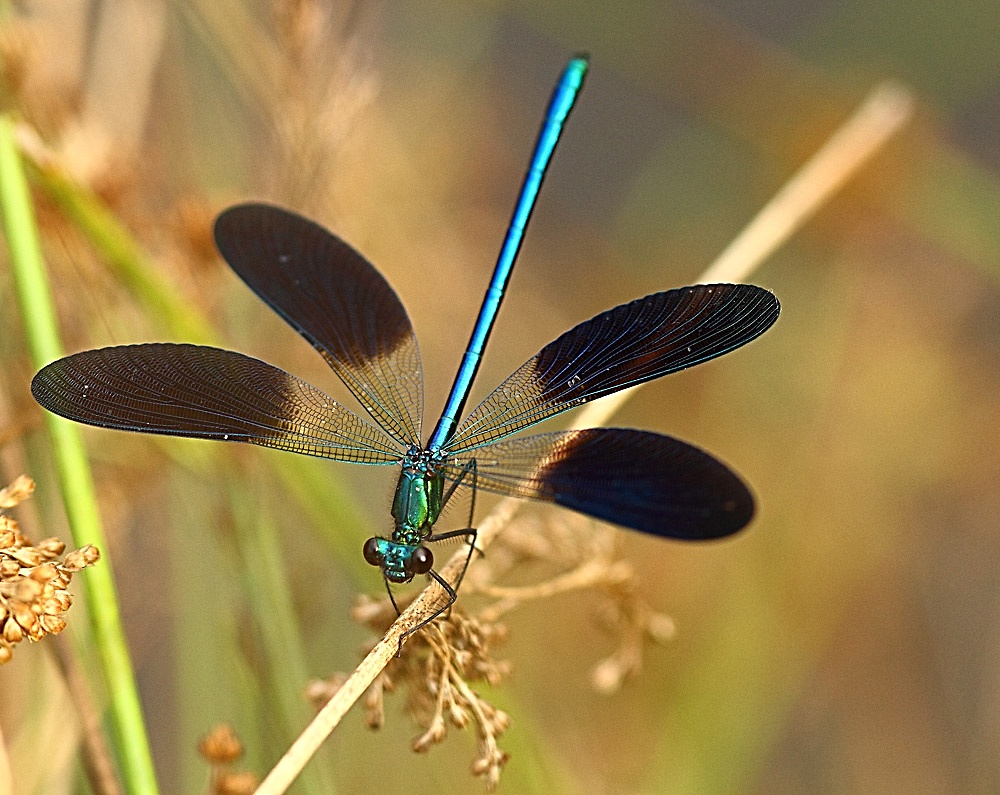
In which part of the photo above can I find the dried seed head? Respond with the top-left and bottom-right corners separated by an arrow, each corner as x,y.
411,714 -> 446,753
0,559 -> 19,580
214,771 -> 258,795
63,545 -> 100,571
3,617 -> 24,643
51,591 -> 72,613
470,755 -> 491,776
647,612 -> 677,643
471,744 -> 509,791
0,477 -> 99,662
493,709 -> 511,734
39,614 -> 66,635
198,723 -> 258,794
29,562 -> 59,583
10,600 -> 36,632
342,606 -> 514,787
9,547 -> 42,567
344,505 -> 672,793
448,701 -> 469,729
0,476 -> 34,509
37,538 -> 66,558
591,656 -> 626,695
198,723 -> 244,764
14,577 -> 43,601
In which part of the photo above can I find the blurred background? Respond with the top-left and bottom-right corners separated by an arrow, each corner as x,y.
3,1 -> 1000,793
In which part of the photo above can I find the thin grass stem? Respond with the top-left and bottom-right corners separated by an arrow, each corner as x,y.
0,115 -> 160,795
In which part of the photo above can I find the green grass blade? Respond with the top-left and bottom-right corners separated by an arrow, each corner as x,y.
0,114 -> 160,795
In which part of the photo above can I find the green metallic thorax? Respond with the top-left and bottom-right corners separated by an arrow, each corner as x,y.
391,451 -> 445,544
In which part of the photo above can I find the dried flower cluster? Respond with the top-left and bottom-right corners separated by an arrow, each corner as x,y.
198,723 -> 258,795
317,604 -> 512,791
320,511 -> 677,791
0,475 -> 100,664
469,512 -> 677,693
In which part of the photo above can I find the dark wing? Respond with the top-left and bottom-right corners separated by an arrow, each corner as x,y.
445,284 -> 778,453
214,204 -> 423,447
31,344 -> 402,464
444,428 -> 753,539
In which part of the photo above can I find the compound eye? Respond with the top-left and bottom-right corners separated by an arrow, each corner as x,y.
408,546 -> 433,575
363,538 -> 383,567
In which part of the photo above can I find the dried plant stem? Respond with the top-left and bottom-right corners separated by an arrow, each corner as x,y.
700,80 -> 913,285
254,80 -> 913,795
54,642 -> 123,795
